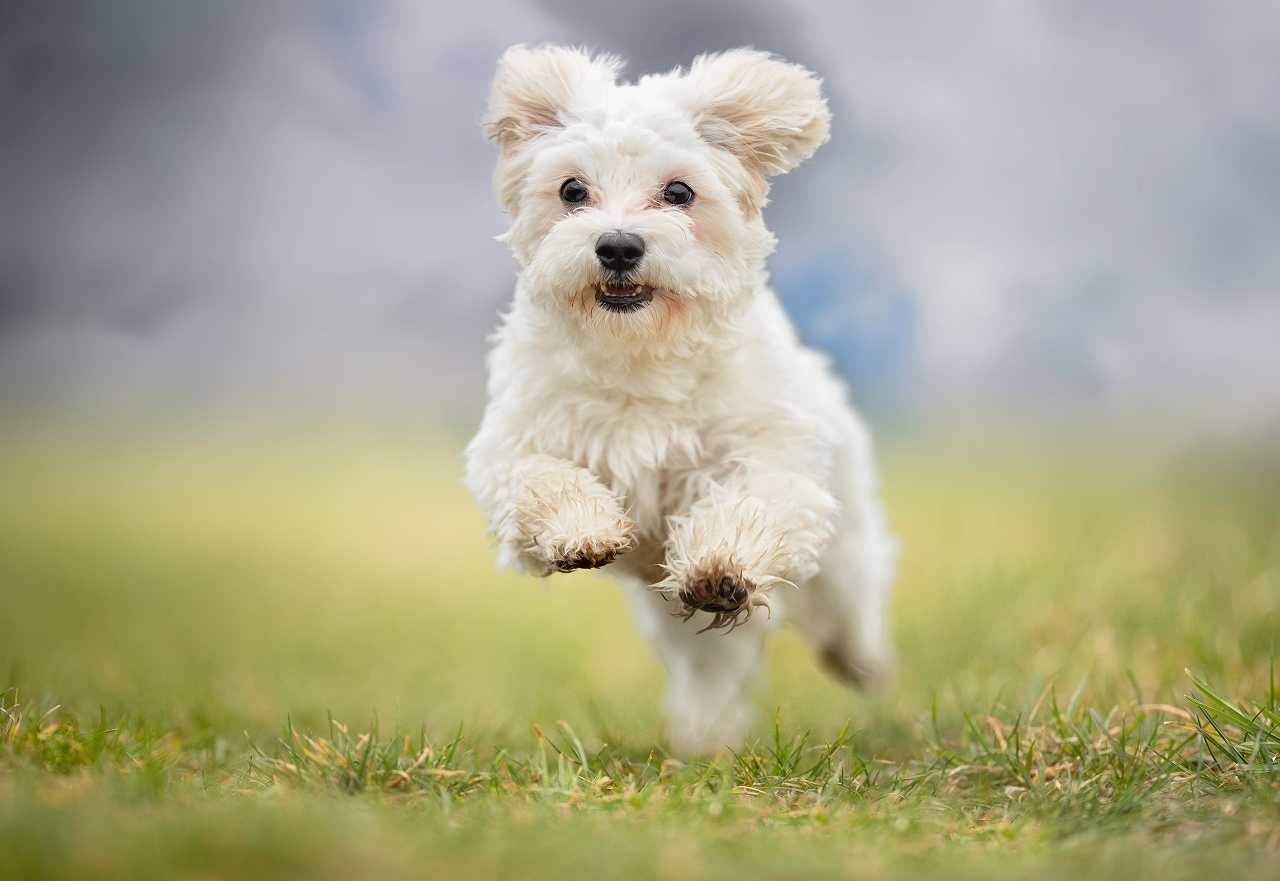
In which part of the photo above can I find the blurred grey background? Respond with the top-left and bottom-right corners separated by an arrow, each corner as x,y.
2,1 -> 1278,435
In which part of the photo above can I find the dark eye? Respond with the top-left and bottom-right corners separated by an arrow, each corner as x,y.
560,178 -> 589,204
662,181 -> 695,206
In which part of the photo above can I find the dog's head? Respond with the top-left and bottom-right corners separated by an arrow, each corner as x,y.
485,46 -> 830,345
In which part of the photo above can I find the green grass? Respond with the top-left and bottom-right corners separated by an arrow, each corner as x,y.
1,422 -> 1277,879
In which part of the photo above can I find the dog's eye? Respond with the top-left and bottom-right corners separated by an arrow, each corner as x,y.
662,181 -> 695,206
559,178 -> 590,204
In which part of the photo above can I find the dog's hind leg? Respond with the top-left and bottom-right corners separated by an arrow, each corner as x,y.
789,429 -> 897,689
791,531 -> 895,689
627,585 -> 773,755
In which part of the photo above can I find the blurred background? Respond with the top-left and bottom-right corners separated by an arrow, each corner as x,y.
3,0 -> 1279,435
1,1 -> 1278,750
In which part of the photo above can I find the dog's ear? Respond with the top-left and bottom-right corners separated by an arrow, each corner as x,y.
484,45 -> 622,155
679,49 -> 831,177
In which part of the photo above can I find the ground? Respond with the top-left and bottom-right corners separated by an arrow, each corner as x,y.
1,420 -> 1277,880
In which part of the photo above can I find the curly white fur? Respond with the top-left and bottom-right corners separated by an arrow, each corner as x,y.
465,45 -> 897,754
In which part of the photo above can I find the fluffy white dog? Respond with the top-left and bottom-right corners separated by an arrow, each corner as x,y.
465,45 -> 896,753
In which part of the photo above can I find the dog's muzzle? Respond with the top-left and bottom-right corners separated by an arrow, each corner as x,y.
596,280 -> 654,313
593,232 -> 652,312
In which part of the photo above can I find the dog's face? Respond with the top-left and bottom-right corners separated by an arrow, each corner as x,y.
485,47 -> 830,345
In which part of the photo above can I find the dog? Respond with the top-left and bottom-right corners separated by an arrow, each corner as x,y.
465,45 -> 896,753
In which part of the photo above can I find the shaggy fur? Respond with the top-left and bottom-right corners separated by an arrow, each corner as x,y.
466,45 -> 897,753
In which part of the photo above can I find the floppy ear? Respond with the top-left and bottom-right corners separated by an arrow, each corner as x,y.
484,45 -> 623,156
680,49 -> 831,177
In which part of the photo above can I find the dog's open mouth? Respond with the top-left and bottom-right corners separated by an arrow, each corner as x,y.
596,282 -> 653,313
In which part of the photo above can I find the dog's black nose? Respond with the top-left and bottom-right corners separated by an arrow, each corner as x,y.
595,231 -> 645,272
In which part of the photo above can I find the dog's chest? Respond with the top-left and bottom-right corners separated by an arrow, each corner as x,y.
535,394 -> 703,537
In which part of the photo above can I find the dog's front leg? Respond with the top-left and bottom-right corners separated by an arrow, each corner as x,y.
660,470 -> 838,629
470,453 -> 635,576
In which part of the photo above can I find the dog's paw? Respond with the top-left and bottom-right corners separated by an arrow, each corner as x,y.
512,479 -> 636,576
534,519 -> 635,575
548,536 -> 632,572
668,558 -> 772,633
819,641 -> 893,691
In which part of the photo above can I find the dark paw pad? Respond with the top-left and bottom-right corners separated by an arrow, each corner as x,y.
553,550 -> 614,572
676,571 -> 757,632
679,575 -> 748,613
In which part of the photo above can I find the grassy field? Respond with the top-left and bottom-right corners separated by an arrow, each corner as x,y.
1,421 -> 1277,880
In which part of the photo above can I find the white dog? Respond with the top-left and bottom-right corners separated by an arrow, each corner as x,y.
465,45 -> 896,753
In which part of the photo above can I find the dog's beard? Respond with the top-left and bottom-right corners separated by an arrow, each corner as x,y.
594,272 -> 654,314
